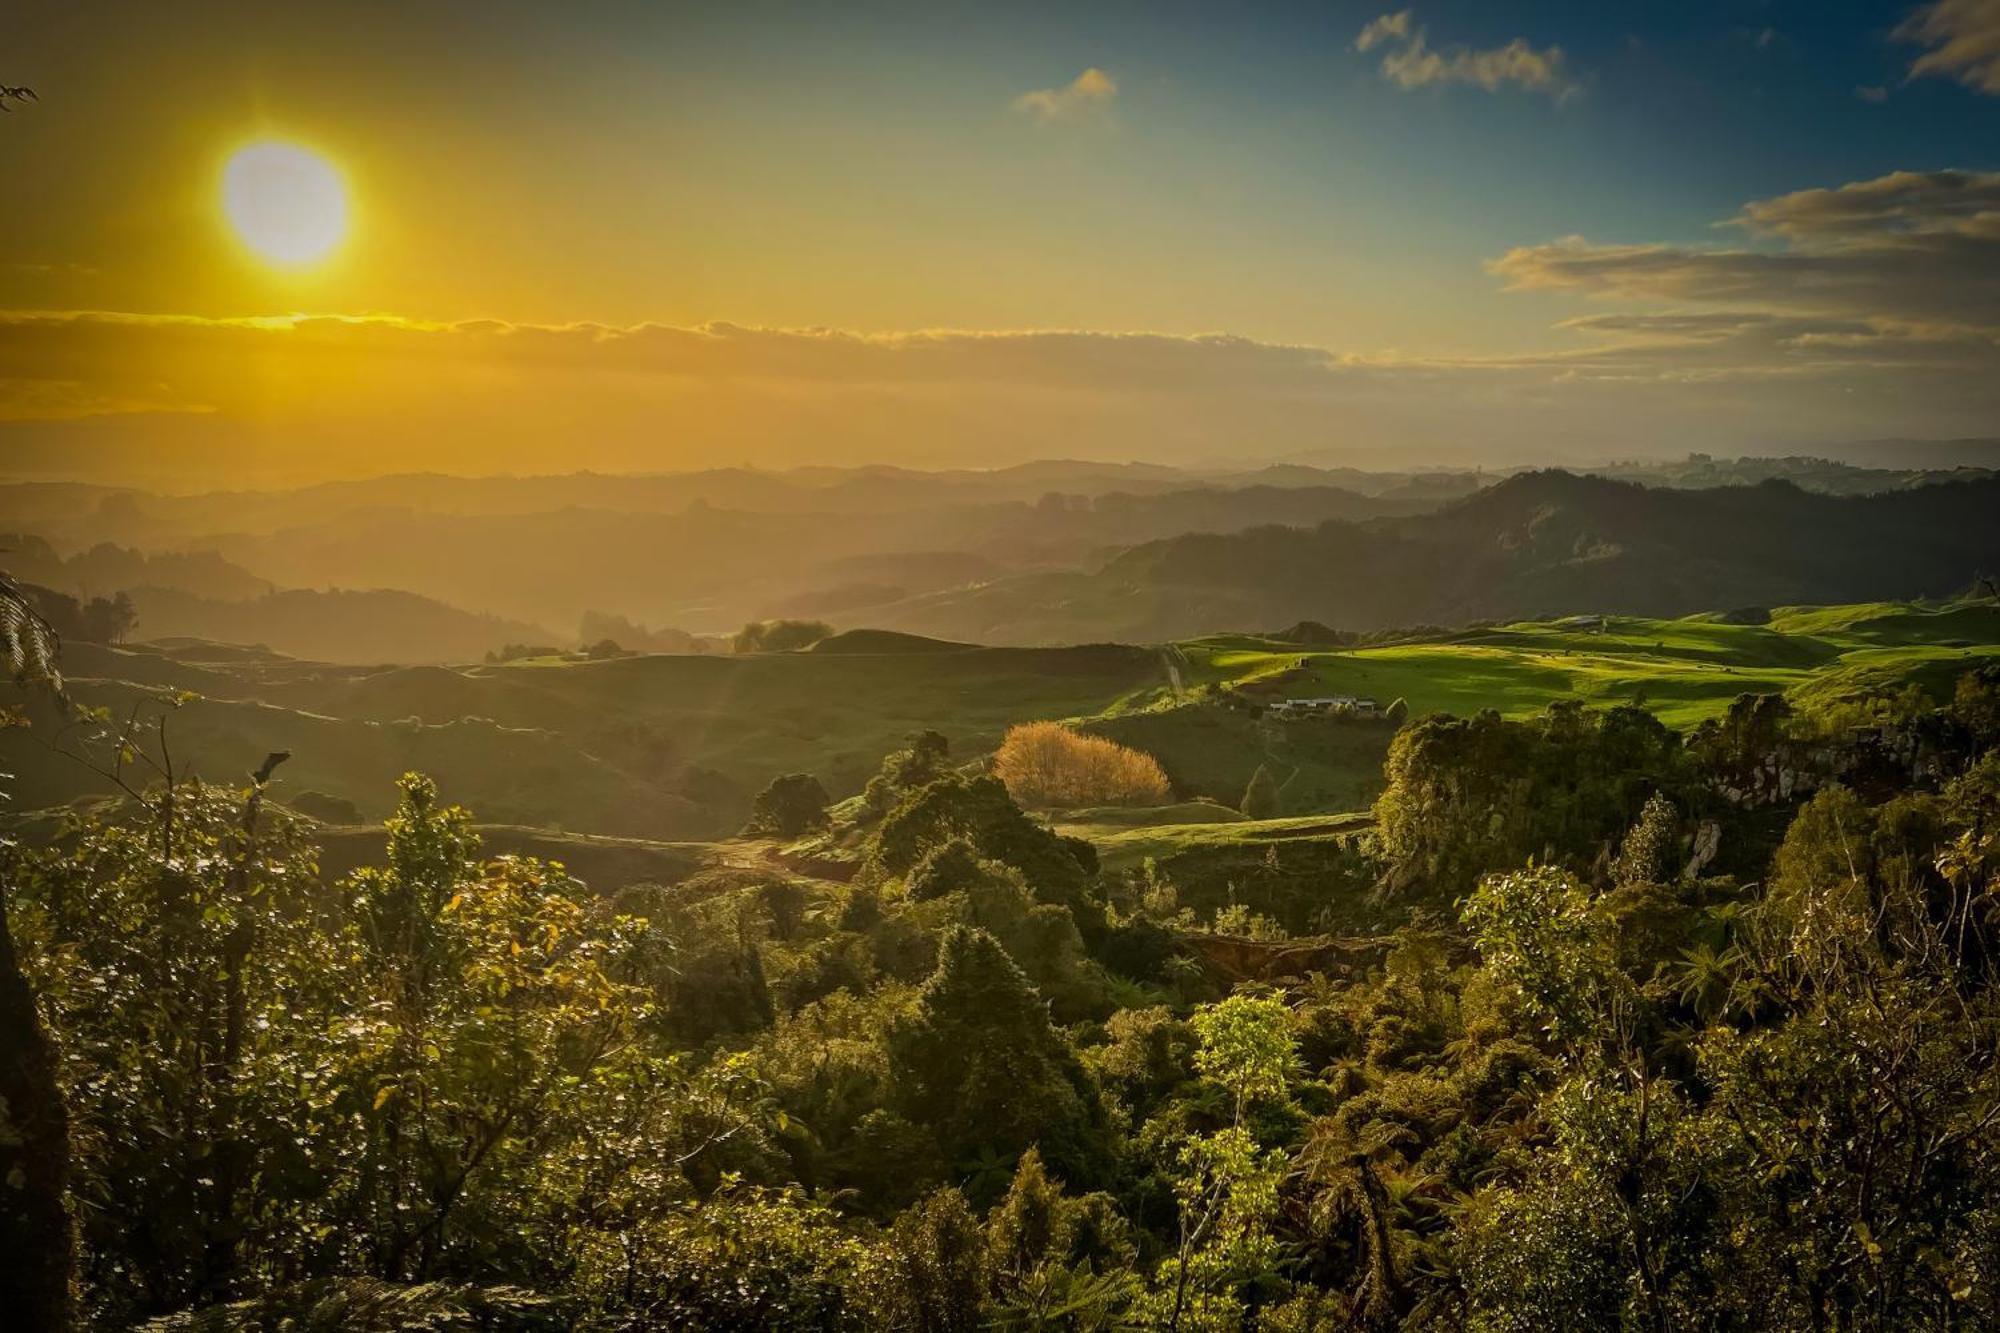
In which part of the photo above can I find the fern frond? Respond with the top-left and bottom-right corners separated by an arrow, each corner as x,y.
0,572 -> 62,699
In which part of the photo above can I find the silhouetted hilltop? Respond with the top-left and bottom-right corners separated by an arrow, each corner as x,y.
865,472 -> 2000,643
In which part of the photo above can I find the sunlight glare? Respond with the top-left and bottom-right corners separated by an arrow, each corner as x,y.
222,140 -> 348,265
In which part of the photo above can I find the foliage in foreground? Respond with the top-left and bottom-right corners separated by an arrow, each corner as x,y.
8,666 -> 2000,1329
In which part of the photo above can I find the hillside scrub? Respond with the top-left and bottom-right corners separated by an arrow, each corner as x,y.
993,721 -> 1171,809
11,646 -> 2000,1327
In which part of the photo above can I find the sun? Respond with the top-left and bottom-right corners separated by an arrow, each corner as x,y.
221,140 -> 348,266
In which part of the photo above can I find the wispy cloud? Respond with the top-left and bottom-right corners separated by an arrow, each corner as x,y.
1355,9 -> 1580,103
1897,0 -> 2000,95
1011,67 -> 1117,123
1355,11 -> 1413,52
1488,169 -> 2000,340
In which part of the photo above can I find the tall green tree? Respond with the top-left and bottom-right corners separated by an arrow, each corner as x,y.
743,772 -> 832,838
889,927 -> 1107,1191
347,775 -> 656,1282
1145,993 -> 1299,1332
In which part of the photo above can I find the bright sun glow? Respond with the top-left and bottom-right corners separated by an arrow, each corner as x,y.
222,141 -> 348,265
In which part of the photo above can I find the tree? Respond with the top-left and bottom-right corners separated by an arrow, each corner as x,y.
0,574 -> 75,1331
1375,704 -> 1682,898
889,927 -> 1107,1190
78,591 -> 137,644
985,1148 -> 1138,1328
887,1187 -> 988,1332
1240,765 -> 1280,819
744,773 -> 832,838
907,837 -> 987,901
1145,994 -> 1298,1331
0,844 -> 75,1331
864,729 -> 953,815
16,776 -> 350,1322
734,619 -> 834,654
346,775 -> 655,1282
992,722 -> 1170,810
1613,791 -> 1679,888
868,775 -> 1096,911
572,1185 -> 893,1329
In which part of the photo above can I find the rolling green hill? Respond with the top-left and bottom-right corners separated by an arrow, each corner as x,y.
1072,599 -> 2000,816
0,640 -> 1173,838
3,598 -> 1993,841
1177,599 -> 2000,730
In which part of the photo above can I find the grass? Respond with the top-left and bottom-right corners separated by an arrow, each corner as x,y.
8,641 -> 1177,841
1053,800 -> 1247,827
1176,600 -> 2000,731
1051,811 -> 1376,873
11,599 -> 1995,842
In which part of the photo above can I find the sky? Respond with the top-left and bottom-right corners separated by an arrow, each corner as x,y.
3,0 -> 1999,482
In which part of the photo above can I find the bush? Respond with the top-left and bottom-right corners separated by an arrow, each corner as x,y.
992,722 -> 1170,810
734,619 -> 834,654
744,773 -> 832,838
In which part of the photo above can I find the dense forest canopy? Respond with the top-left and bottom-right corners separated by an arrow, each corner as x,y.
8,581 -> 2000,1327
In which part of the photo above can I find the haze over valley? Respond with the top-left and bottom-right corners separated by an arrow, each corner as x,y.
9,4 -> 2000,1329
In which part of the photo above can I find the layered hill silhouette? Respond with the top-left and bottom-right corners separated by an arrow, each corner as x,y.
861,472 -> 2000,643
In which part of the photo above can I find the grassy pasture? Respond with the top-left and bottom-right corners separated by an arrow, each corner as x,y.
1177,600 -> 2000,731
7,600 -> 1994,841
1052,811 -> 1376,873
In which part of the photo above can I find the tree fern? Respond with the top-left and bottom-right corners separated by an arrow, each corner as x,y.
0,572 -> 63,701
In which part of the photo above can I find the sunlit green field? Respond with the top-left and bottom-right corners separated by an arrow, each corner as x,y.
1051,810 -> 1376,872
1176,600 -> 2000,730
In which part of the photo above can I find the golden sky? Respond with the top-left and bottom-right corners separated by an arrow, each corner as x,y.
4,1 -> 1999,482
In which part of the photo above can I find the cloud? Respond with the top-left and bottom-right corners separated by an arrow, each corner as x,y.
1011,68 -> 1117,122
1489,170 -> 2000,335
1355,10 -> 1579,102
1731,167 -> 2000,244
3,172 -> 1997,481
0,313 -> 1356,422
1354,11 -> 1413,52
1897,0 -> 2000,95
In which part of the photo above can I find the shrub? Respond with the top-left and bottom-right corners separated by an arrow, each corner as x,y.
992,722 -> 1170,810
734,619 -> 834,653
744,773 -> 832,838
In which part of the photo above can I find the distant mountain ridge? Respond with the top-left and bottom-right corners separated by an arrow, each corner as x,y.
859,471 -> 2000,644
